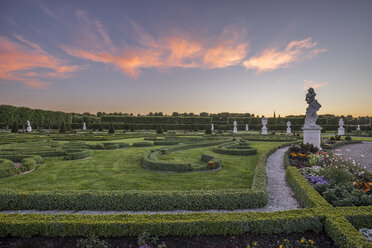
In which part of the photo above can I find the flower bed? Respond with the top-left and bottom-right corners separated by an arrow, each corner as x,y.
286,144 -> 372,207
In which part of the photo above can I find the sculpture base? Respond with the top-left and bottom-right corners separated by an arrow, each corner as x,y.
302,126 -> 322,149
261,126 -> 267,135
26,127 -> 32,132
233,127 -> 237,134
287,127 -> 291,134
338,127 -> 345,136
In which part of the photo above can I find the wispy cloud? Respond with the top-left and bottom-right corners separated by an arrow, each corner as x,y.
242,38 -> 327,73
303,80 -> 328,90
61,11 -> 249,78
0,35 -> 79,88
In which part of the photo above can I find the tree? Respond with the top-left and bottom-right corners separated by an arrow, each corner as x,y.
59,121 -> 67,133
200,112 -> 209,117
156,125 -> 163,134
11,120 -> 18,133
108,123 -> 115,134
172,112 -> 179,117
163,125 -> 167,132
130,125 -> 135,132
98,125 -> 103,132
205,125 -> 212,134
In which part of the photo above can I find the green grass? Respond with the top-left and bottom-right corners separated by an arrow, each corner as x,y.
0,141 -> 282,191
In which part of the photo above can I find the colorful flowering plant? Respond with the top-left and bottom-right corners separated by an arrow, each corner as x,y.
354,181 -> 372,194
208,161 -> 217,169
303,174 -> 329,186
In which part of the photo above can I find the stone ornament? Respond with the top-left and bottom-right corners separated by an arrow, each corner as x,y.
246,124 -> 249,131
211,123 -> 214,131
261,117 -> 268,135
83,122 -> 87,130
338,118 -> 345,135
304,87 -> 322,127
287,121 -> 291,134
233,120 -> 237,134
26,120 -> 32,132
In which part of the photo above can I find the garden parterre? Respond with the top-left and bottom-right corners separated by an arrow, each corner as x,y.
0,134 -> 371,247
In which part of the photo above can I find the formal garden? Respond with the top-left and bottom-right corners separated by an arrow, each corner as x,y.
0,104 -> 372,247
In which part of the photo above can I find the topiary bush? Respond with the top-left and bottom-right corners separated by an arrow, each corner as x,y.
0,158 -> 18,178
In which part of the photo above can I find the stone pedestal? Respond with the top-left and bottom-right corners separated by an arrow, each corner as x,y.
287,127 -> 291,134
338,127 -> 345,136
233,127 -> 237,134
302,126 -> 322,149
26,126 -> 32,132
261,126 -> 267,135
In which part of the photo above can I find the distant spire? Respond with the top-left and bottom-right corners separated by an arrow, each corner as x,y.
274,110 -> 276,118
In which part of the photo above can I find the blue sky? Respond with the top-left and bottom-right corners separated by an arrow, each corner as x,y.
0,0 -> 371,116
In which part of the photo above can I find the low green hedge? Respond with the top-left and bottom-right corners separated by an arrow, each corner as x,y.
0,209 -> 323,238
0,158 -> 18,178
20,158 -> 37,171
65,150 -> 93,160
143,140 -> 228,172
153,140 -> 180,145
286,166 -> 332,209
212,141 -> 257,155
133,141 -> 153,147
90,142 -> 129,149
0,150 -> 64,162
324,215 -> 372,248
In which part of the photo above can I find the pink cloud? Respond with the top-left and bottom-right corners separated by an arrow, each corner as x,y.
242,38 -> 327,73
0,35 -> 79,88
61,12 -> 249,78
303,80 -> 328,90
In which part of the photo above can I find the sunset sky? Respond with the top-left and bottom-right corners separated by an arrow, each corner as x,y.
0,0 -> 371,116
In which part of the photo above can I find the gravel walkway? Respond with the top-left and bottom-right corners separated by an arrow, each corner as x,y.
0,147 -> 300,215
333,141 -> 372,173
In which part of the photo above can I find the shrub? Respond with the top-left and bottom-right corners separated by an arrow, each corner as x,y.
156,125 -> 163,134
90,143 -> 105,149
205,125 -> 212,134
59,122 -> 67,134
0,158 -> 18,178
133,141 -> 153,147
345,136 -> 352,141
108,123 -> 115,134
320,167 -> 354,184
20,158 -> 36,171
11,121 -> 18,133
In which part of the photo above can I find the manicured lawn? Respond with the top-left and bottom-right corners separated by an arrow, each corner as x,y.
0,141 -> 282,191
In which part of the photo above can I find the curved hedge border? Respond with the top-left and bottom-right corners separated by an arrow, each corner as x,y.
143,140 -> 227,172
212,140 -> 257,156
65,150 -> 93,160
0,158 -> 17,178
133,141 -> 153,147
0,156 -> 43,179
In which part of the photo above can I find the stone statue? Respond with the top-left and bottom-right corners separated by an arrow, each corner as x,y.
287,121 -> 291,134
357,125 -> 361,131
83,122 -> 87,130
233,120 -> 237,134
261,117 -> 268,135
245,124 -> 249,131
304,87 -> 322,127
211,123 -> 214,131
338,118 -> 345,135
339,118 -> 344,127
26,120 -> 32,132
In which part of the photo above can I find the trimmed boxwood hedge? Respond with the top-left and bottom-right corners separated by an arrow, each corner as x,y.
153,140 -> 180,145
65,150 -> 93,160
133,141 -> 153,147
0,209 -> 323,238
212,140 -> 257,156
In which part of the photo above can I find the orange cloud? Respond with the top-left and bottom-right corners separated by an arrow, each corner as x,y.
61,12 -> 249,78
242,38 -> 326,73
0,35 -> 79,88
303,80 -> 328,90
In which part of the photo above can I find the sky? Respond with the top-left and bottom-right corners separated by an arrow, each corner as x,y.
0,0 -> 371,117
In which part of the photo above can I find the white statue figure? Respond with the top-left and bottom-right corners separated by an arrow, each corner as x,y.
287,121 -> 292,134
357,125 -> 360,131
211,123 -> 214,131
338,118 -> 345,135
26,120 -> 32,132
245,124 -> 249,131
302,88 -> 322,148
304,87 -> 322,127
233,120 -> 238,134
83,122 -> 87,130
261,117 -> 268,135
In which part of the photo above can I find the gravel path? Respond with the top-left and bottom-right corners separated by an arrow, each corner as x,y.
0,147 -> 300,215
333,141 -> 372,173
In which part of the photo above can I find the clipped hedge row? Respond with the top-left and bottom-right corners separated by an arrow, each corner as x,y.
0,150 -> 64,162
212,141 -> 257,156
133,141 -> 153,147
143,140 -> 228,172
153,140 -> 180,145
0,209 -> 323,238
65,150 -> 93,160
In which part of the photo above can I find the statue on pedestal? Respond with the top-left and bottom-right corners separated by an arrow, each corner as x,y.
26,120 -> 32,132
286,121 -> 292,134
304,87 -> 322,127
261,117 -> 268,135
233,120 -> 237,134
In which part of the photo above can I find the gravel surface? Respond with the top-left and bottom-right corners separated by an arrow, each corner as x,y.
1,147 -> 300,215
333,141 -> 372,173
